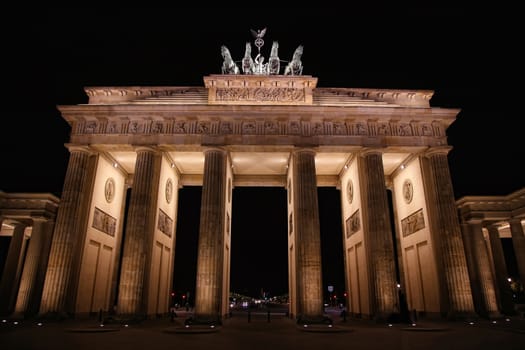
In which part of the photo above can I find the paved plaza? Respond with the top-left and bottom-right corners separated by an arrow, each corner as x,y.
1,309 -> 524,350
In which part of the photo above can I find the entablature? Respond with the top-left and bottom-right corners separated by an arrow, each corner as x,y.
59,104 -> 455,149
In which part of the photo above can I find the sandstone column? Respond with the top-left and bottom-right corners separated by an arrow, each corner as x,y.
117,147 -> 161,317
0,222 -> 27,316
461,221 -> 499,318
487,224 -> 515,315
14,218 -> 55,317
194,148 -> 227,323
421,148 -> 475,318
291,148 -> 324,322
357,149 -> 397,320
39,146 -> 96,317
509,219 -> 525,286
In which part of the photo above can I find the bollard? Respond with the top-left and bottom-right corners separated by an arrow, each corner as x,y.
410,309 -> 417,324
248,310 -> 251,323
267,309 -> 270,322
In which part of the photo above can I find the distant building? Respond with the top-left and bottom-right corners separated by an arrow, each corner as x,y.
456,188 -> 525,317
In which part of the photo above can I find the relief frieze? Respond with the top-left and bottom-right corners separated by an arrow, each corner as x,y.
173,121 -> 187,134
128,121 -> 144,134
151,122 -> 163,134
215,87 -> 305,103
421,123 -> 433,136
157,208 -> 173,237
377,123 -> 390,135
346,209 -> 361,237
311,122 -> 324,135
196,122 -> 210,134
264,121 -> 279,134
220,122 -> 233,134
401,208 -> 425,237
92,207 -> 117,237
84,121 -> 98,134
333,122 -> 346,135
242,121 -> 257,134
354,123 -> 368,135
397,123 -> 412,136
288,121 -> 301,135
74,118 -> 442,139
107,122 -> 121,134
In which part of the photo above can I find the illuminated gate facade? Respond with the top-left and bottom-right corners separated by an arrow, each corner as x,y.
4,70 -> 505,322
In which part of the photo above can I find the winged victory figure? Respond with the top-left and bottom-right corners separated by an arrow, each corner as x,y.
250,27 -> 267,40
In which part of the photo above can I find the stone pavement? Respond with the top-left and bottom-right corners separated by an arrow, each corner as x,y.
1,311 -> 524,350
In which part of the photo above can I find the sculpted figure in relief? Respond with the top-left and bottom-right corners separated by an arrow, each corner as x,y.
267,41 -> 280,75
242,42 -> 255,74
220,30 -> 304,76
221,45 -> 240,74
284,45 -> 303,75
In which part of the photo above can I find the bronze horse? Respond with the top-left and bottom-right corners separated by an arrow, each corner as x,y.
221,45 -> 240,74
284,45 -> 303,76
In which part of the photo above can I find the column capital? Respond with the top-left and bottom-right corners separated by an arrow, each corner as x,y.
133,145 -> 159,154
292,147 -> 317,156
468,219 -> 485,227
359,147 -> 385,157
65,144 -> 95,155
509,217 -> 524,225
486,222 -> 503,232
30,217 -> 49,224
423,146 -> 453,158
203,147 -> 228,155
462,214 -> 485,225
9,220 -> 28,229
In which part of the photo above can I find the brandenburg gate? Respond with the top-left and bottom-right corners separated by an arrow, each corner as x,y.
6,36 -> 514,325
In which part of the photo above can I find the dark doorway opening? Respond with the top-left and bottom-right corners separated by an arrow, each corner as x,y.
318,187 -> 345,306
171,186 -> 347,310
230,187 -> 288,299
172,186 -> 201,308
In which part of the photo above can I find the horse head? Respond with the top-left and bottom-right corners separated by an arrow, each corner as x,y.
284,45 -> 304,76
270,41 -> 279,57
221,45 -> 239,74
292,45 -> 303,61
221,45 -> 232,61
242,42 -> 254,74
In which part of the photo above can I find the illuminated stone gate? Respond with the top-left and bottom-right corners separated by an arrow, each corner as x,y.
22,67 -> 480,323
1,28 -> 523,325
2,61 -> 523,322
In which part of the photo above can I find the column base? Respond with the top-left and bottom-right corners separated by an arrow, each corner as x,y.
185,315 -> 222,327
486,311 -> 504,320
36,311 -> 73,321
445,310 -> 478,322
373,311 -> 403,324
10,311 -> 27,320
113,313 -> 147,324
296,314 -> 333,325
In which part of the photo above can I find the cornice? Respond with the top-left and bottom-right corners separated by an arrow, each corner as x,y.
57,103 -> 457,115
59,107 -> 451,147
62,84 -> 458,154
456,186 -> 525,224
317,87 -> 434,107
0,193 -> 60,221
82,84 -> 435,108
84,86 -> 205,104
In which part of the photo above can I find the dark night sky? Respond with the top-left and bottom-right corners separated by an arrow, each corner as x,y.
2,8 -> 522,299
